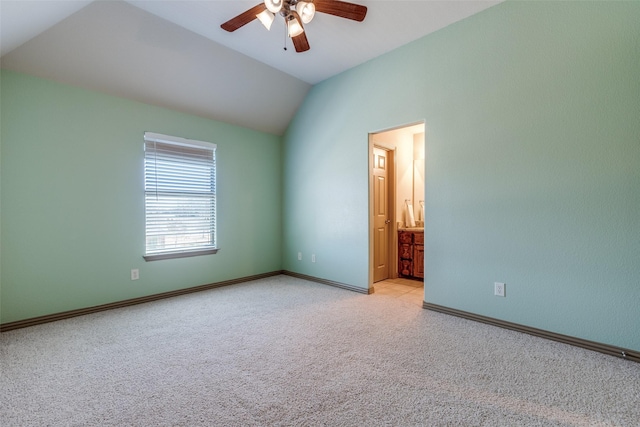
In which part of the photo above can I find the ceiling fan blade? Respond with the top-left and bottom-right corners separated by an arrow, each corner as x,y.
290,12 -> 311,53
292,32 -> 310,53
314,0 -> 367,22
221,3 -> 266,32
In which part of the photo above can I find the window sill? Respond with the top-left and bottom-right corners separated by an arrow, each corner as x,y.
143,248 -> 219,262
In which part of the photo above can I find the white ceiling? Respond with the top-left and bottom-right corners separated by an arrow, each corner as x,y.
0,0 -> 502,134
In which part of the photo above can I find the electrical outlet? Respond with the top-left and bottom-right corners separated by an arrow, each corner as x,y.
297,252 -> 302,261
494,282 -> 505,297
311,254 -> 316,263
131,269 -> 139,281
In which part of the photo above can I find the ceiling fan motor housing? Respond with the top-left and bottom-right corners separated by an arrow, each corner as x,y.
271,0 -> 312,19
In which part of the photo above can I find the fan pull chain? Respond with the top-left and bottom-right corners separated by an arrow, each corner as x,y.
283,20 -> 287,51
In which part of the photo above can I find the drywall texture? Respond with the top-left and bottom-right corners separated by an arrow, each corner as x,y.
1,71 -> 282,323
283,1 -> 640,350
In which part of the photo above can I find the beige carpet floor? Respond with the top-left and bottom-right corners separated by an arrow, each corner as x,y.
1,275 -> 638,426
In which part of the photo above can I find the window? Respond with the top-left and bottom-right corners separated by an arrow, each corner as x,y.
143,132 -> 217,261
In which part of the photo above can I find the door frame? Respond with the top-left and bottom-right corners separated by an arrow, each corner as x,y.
368,121 -> 426,291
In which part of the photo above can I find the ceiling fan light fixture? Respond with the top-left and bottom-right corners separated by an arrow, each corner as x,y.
264,0 -> 283,14
296,1 -> 316,24
256,9 -> 275,30
287,16 -> 304,38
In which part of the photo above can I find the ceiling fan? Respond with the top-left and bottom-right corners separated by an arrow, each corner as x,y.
221,0 -> 368,53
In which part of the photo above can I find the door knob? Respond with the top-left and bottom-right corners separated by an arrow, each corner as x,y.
385,219 -> 391,224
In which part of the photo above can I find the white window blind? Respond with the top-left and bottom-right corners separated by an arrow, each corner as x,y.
143,132 -> 217,261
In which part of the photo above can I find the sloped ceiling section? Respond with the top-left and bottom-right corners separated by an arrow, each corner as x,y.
129,0 -> 503,85
0,0 -> 93,57
0,0 -> 310,135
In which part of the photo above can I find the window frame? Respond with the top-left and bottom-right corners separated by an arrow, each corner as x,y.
142,132 -> 218,261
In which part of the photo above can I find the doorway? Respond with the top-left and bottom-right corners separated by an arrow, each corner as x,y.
368,122 -> 425,296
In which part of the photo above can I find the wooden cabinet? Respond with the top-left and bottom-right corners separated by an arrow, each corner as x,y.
398,230 -> 424,280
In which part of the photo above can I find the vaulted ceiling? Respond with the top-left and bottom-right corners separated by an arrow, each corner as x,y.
0,0 -> 501,135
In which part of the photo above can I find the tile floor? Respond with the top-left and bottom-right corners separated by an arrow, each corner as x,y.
372,277 -> 424,307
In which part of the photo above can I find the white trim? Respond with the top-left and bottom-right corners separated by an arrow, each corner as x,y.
144,132 -> 216,149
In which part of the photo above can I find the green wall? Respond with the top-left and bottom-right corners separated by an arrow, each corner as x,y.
283,1 -> 640,350
1,71 -> 282,323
